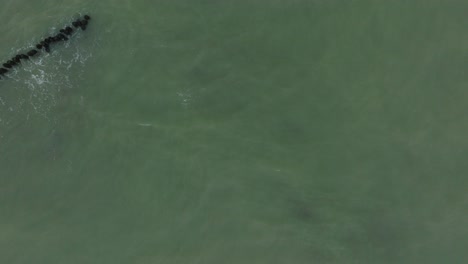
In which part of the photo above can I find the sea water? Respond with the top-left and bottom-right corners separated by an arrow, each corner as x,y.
0,0 -> 467,263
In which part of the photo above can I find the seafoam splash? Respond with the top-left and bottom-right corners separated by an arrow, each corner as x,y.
0,25 -> 98,127
177,89 -> 193,108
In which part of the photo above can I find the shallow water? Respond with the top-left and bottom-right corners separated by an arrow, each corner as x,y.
1,0 -> 467,263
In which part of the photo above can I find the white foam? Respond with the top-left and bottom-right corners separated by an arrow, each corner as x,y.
177,90 -> 193,108
0,27 -> 98,125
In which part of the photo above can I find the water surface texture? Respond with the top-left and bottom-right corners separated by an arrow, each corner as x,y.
1,1 -> 467,263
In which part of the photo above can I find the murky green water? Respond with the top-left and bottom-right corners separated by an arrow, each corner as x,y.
1,0 -> 467,263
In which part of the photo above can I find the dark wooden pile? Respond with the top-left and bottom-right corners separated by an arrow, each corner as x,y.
0,14 -> 91,80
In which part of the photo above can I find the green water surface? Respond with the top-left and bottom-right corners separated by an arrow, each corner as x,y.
0,1 -> 467,263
